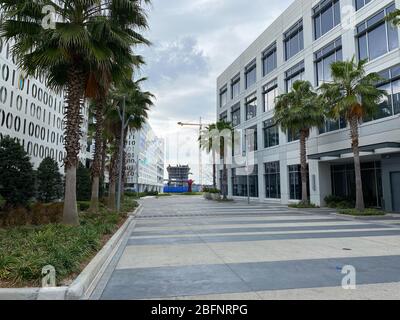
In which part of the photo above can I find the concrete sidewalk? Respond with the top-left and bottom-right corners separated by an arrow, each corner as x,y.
90,196 -> 400,300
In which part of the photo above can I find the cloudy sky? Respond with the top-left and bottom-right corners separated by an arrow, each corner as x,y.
138,0 -> 293,183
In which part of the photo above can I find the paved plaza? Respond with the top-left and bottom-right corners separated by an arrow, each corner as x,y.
90,196 -> 400,300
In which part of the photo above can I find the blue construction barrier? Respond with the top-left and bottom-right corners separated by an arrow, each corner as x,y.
163,186 -> 188,193
163,185 -> 202,193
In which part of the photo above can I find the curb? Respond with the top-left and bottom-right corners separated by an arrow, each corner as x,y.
0,204 -> 142,300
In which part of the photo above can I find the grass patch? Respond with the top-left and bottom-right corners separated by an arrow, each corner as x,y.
0,199 -> 137,288
156,193 -> 172,197
337,208 -> 386,216
289,202 -> 319,209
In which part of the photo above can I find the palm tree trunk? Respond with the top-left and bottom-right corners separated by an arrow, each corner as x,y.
89,99 -> 105,212
300,129 -> 308,203
100,136 -> 107,195
63,67 -> 86,226
212,150 -> 216,188
350,117 -> 365,211
223,163 -> 228,200
108,136 -> 120,210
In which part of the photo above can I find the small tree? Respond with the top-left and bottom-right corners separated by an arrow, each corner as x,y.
320,59 -> 385,211
76,162 -> 92,202
0,136 -> 35,207
37,157 -> 63,203
275,80 -> 324,204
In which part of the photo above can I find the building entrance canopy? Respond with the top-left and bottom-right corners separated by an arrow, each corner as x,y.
308,142 -> 400,161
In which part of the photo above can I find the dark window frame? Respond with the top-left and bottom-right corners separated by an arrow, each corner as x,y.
313,0 -> 341,40
245,60 -> 257,89
263,79 -> 278,112
263,119 -> 280,148
356,4 -> 399,62
219,85 -> 228,108
284,19 -> 304,61
314,37 -> 343,86
262,43 -> 277,76
245,93 -> 257,120
231,74 -> 241,99
285,60 -> 305,92
264,161 -> 281,199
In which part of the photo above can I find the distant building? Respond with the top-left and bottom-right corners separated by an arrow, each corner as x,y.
216,0 -> 400,211
0,38 -> 90,171
125,121 -> 164,193
167,165 -> 191,186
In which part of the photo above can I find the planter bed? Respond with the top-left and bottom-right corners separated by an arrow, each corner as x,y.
0,198 -> 138,290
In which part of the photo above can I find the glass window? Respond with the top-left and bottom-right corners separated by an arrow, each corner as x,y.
287,130 -> 300,142
231,76 -> 240,99
219,87 -> 227,108
288,164 -> 309,200
245,93 -> 257,120
319,117 -> 346,134
365,64 -> 400,122
263,119 -> 279,148
263,44 -> 277,76
231,104 -> 241,127
245,62 -> 257,89
356,0 -> 372,11
313,0 -> 341,40
284,20 -> 304,61
264,161 -> 281,199
263,79 -> 278,112
219,111 -> 228,122
244,126 -> 258,152
315,38 -> 343,86
356,5 -> 399,62
232,166 -> 259,197
285,61 -> 305,92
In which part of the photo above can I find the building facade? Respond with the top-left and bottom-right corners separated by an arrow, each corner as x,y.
125,121 -> 165,193
167,165 -> 191,186
0,39 -> 90,171
217,0 -> 400,212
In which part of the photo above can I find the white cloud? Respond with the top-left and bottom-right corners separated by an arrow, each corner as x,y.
139,0 -> 293,183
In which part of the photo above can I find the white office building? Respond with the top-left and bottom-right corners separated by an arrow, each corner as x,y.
0,39 -> 90,171
217,0 -> 400,211
125,121 -> 165,193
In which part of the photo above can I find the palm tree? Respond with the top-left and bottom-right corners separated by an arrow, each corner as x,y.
202,121 -> 233,199
104,79 -> 153,209
320,59 -> 386,211
88,54 -> 147,213
199,124 -> 218,188
0,0 -> 151,225
275,80 -> 324,204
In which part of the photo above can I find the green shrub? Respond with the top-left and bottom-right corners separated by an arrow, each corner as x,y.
338,208 -> 386,216
0,197 -> 137,287
289,202 -> 318,209
324,195 -> 354,208
31,203 -> 63,225
77,201 -> 91,212
36,157 -> 63,203
208,188 -> 221,194
0,136 -> 35,207
76,162 -> 91,201
0,195 -> 5,210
